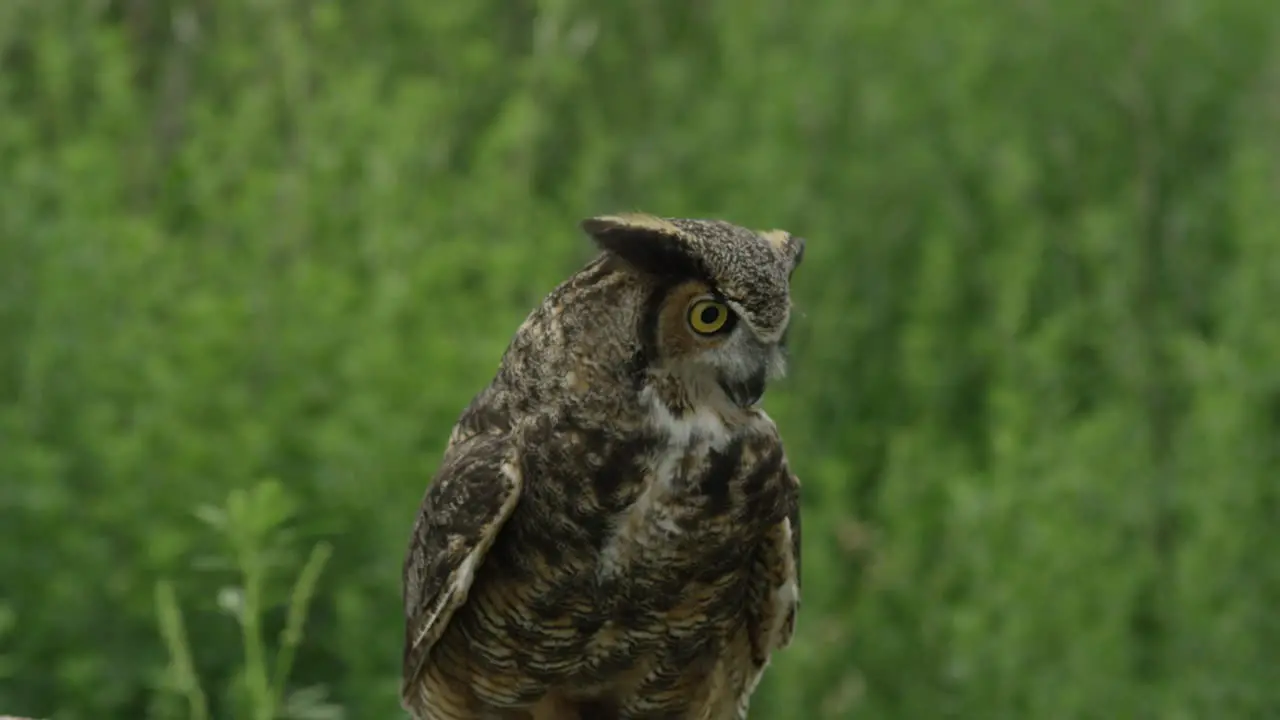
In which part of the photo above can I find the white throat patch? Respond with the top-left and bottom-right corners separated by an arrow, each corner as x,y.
639,385 -> 733,451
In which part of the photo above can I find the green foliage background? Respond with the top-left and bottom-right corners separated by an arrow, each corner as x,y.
3,0 -> 1280,717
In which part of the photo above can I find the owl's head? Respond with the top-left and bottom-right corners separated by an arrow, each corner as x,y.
581,213 -> 805,410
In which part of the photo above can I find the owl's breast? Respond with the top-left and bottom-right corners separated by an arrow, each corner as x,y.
567,425 -> 786,686
430,418 -> 788,706
596,442 -> 757,578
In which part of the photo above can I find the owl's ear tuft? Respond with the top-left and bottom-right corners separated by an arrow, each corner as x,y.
759,229 -> 806,275
583,213 -> 685,240
581,213 -> 706,280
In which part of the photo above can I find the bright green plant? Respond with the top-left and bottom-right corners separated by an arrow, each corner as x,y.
154,481 -> 336,720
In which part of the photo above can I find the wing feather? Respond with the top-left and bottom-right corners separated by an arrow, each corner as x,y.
400,430 -> 522,704
736,455 -> 802,718
780,461 -> 802,648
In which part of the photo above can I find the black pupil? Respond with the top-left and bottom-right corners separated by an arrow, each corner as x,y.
699,305 -> 721,326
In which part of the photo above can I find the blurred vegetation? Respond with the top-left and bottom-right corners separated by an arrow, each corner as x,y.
2,0 -> 1280,718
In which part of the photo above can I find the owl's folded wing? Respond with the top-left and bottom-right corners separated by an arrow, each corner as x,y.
400,430 -> 523,703
757,457 -> 802,652
736,458 -> 802,718
783,461 -> 802,647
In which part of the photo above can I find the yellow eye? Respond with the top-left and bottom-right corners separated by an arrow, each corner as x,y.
688,299 -> 732,335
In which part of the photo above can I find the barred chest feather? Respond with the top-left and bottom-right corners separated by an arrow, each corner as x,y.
594,393 -> 779,581
434,395 -> 791,705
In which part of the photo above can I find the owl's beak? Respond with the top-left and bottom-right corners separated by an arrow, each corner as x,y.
718,368 -> 767,408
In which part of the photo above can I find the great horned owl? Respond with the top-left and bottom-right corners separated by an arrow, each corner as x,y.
401,213 -> 805,720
